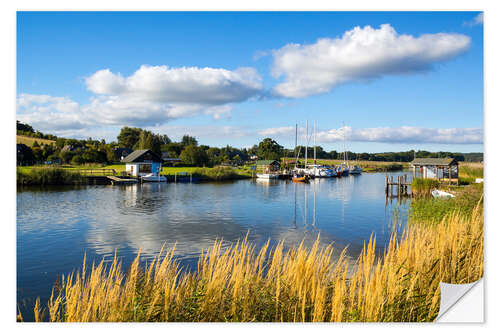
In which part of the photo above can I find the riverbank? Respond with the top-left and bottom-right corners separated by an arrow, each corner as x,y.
26,193 -> 483,322
17,165 -> 253,184
17,167 -> 88,185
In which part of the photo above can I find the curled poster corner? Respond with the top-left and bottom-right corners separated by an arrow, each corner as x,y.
435,278 -> 484,322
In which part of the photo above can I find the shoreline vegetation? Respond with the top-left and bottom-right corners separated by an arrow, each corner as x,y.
17,165 -> 253,184
17,161 -> 483,185
24,186 -> 483,322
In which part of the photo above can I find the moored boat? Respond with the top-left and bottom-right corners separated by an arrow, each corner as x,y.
349,165 -> 363,174
292,174 -> 309,183
256,173 -> 279,179
141,173 -> 167,182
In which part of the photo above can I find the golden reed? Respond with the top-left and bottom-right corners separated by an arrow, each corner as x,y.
29,200 -> 483,322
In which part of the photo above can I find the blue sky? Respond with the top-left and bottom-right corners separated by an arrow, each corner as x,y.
16,11 -> 483,153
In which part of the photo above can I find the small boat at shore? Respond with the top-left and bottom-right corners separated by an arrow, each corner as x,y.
292,174 -> 309,183
349,165 -> 363,174
256,173 -> 279,179
431,189 -> 455,199
141,173 -> 167,182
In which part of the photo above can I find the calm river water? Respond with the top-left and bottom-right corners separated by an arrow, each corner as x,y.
17,171 -> 410,319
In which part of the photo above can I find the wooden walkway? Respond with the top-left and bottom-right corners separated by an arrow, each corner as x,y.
107,176 -> 138,185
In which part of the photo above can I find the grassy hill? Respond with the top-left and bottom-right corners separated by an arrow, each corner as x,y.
17,135 -> 56,147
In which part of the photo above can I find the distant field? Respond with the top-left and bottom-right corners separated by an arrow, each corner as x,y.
17,135 -> 56,147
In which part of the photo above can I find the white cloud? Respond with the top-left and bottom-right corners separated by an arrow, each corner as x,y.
16,93 -> 89,132
79,65 -> 262,126
85,69 -> 126,95
16,65 -> 263,134
258,125 -> 483,145
464,13 -> 483,27
271,24 -> 471,98
83,65 -> 262,124
204,105 -> 233,120
258,126 -> 295,136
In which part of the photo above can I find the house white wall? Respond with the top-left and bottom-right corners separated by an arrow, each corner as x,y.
126,162 -> 162,177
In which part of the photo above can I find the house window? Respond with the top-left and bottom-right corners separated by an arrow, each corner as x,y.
139,164 -> 152,173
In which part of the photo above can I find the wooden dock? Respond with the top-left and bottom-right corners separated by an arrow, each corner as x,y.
107,176 -> 138,185
385,174 -> 411,197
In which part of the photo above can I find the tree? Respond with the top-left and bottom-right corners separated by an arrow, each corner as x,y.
162,142 -> 183,158
180,145 -> 209,166
71,155 -> 84,165
136,130 -> 162,155
117,127 -> 142,148
158,134 -> 171,145
60,150 -> 75,164
16,120 -> 34,133
257,138 -> 283,161
17,144 -> 35,165
181,135 -> 198,147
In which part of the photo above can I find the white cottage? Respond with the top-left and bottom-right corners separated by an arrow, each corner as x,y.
410,157 -> 459,184
122,149 -> 163,177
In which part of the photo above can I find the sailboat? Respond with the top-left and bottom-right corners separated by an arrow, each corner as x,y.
336,122 -> 349,176
307,121 -> 334,178
292,122 -> 310,183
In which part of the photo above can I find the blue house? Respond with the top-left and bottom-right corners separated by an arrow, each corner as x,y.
122,149 -> 163,177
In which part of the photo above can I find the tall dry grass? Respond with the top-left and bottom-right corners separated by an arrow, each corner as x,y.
30,201 -> 483,322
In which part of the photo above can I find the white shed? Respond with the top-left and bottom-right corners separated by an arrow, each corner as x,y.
122,149 -> 163,177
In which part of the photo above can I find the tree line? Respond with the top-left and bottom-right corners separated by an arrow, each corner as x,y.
16,121 -> 483,166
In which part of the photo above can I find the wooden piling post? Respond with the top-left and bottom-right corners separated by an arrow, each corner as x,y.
175,172 -> 177,183
397,176 -> 401,196
389,176 -> 394,196
385,175 -> 388,196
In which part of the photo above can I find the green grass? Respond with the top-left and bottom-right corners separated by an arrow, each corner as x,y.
160,166 -> 252,180
458,165 -> 484,185
409,183 -> 483,226
410,178 -> 440,197
17,167 -> 87,185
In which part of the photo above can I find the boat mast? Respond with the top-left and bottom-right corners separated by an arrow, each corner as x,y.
294,123 -> 299,167
314,121 -> 317,165
305,120 -> 308,168
342,121 -> 347,166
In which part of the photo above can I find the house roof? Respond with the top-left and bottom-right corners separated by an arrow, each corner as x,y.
411,158 -> 457,166
122,149 -> 162,163
256,160 -> 280,165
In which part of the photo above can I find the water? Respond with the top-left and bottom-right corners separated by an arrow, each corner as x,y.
17,171 -> 410,320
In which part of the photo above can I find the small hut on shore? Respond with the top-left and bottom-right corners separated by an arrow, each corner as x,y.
122,149 -> 163,177
410,158 -> 459,184
255,160 -> 281,173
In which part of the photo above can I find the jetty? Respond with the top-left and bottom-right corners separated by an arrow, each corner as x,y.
385,174 -> 411,197
74,169 -> 138,185
107,175 -> 138,185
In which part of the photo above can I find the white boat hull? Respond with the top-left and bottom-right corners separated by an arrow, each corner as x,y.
256,173 -> 279,179
431,189 -> 455,198
141,173 -> 167,182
